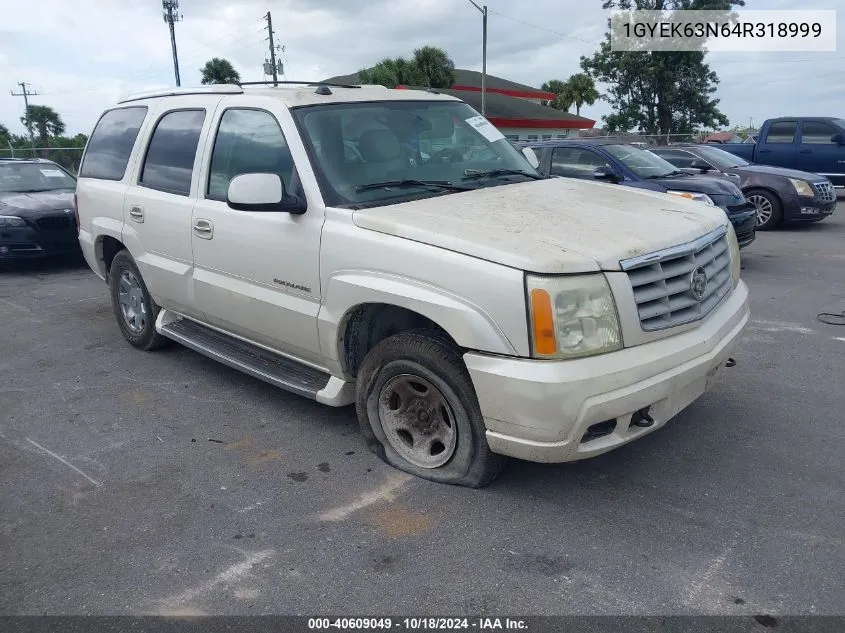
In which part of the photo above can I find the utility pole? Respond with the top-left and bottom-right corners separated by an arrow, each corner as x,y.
467,1 -> 487,116
264,12 -> 279,86
162,0 -> 183,87
10,82 -> 38,157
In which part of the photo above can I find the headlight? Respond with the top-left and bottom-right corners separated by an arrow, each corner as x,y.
666,191 -> 715,206
726,223 -> 741,288
526,273 -> 623,359
0,215 -> 26,227
788,178 -> 815,197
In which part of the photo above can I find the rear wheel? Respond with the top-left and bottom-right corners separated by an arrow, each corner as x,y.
355,330 -> 506,487
746,189 -> 783,230
108,250 -> 168,351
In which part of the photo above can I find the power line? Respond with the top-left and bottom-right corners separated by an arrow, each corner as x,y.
487,9 -> 599,46
9,82 -> 38,157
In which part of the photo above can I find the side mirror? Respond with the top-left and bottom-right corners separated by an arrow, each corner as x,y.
831,132 -> 845,145
593,166 -> 619,182
689,158 -> 713,172
521,147 -> 540,169
226,173 -> 306,214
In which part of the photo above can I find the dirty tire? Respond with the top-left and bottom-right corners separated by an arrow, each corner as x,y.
355,330 -> 507,488
108,250 -> 168,351
746,188 -> 782,230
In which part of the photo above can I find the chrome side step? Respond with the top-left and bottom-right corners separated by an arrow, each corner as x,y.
159,317 -> 332,399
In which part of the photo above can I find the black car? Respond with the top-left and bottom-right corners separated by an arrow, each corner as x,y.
649,144 -> 838,230
0,158 -> 79,261
520,138 -> 757,248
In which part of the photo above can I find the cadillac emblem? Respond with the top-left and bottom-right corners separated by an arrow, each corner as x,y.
690,266 -> 707,301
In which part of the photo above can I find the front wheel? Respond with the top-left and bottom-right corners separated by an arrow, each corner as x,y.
746,189 -> 783,230
108,250 -> 169,351
355,331 -> 506,487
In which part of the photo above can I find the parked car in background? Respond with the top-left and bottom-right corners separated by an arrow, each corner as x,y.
650,144 -> 837,230
704,132 -> 744,144
75,83 -> 749,487
716,117 -> 845,188
521,138 -> 757,247
0,158 -> 80,261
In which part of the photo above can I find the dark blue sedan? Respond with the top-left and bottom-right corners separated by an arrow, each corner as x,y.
520,138 -> 758,248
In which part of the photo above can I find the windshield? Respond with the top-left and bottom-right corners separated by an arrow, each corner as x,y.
601,144 -> 681,178
690,145 -> 751,169
291,100 -> 540,207
0,162 -> 76,193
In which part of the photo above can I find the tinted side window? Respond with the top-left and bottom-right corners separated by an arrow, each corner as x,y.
79,107 -> 148,181
764,121 -> 797,144
654,150 -> 697,168
140,109 -> 206,196
207,109 -> 294,200
801,121 -> 838,144
551,147 -> 611,177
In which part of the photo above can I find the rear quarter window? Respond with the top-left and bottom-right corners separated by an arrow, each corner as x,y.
79,106 -> 148,181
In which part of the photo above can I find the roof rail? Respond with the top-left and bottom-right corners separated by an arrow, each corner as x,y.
118,84 -> 244,103
237,80 -> 361,89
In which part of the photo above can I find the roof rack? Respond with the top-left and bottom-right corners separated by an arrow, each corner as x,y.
118,84 -> 244,103
236,80 -> 361,89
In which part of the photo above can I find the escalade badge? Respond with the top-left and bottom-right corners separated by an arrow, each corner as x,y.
690,266 -> 707,301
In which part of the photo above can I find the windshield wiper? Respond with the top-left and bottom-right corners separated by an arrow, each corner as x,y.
461,169 -> 544,181
354,179 -> 472,193
646,170 -> 687,179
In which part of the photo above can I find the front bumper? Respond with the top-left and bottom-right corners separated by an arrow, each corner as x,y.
464,280 -> 750,463
783,193 -> 837,222
0,220 -> 80,259
723,206 -> 756,248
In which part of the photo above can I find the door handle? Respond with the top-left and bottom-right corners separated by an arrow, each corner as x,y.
758,149 -> 771,153
193,219 -> 214,239
799,149 -> 812,154
129,206 -> 144,223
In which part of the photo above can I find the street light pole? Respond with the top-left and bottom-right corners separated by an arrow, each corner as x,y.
467,0 -> 487,116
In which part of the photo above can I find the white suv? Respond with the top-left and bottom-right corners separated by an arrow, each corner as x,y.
75,82 -> 750,487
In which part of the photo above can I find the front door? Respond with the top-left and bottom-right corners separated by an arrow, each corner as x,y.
190,105 -> 324,364
798,120 -> 845,186
758,120 -> 798,169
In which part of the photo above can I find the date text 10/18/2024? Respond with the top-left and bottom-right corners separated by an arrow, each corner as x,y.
308,618 -> 529,630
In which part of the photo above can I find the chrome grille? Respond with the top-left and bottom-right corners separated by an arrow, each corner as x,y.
813,181 -> 836,204
621,226 -> 732,332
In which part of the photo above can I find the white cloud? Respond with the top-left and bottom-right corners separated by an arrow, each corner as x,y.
1,0 -> 842,136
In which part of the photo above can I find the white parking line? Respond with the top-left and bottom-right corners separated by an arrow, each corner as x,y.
25,437 -> 103,488
317,472 -> 412,522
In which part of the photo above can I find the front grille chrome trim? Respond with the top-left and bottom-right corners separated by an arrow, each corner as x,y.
619,224 -> 729,272
812,181 -> 836,204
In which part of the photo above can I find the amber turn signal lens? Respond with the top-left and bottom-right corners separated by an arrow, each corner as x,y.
530,288 -> 557,356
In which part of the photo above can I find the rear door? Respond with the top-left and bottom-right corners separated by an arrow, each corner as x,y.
121,97 -> 220,316
757,120 -> 798,168
798,120 -> 845,185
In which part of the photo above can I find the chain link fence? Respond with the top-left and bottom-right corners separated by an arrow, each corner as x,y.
578,131 -> 710,145
0,146 -> 86,175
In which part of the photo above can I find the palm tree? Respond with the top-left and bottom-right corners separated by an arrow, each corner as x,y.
200,58 -> 241,85
20,105 -> 65,149
358,57 -> 423,88
541,79 -> 574,112
411,46 -> 455,88
566,73 -> 600,116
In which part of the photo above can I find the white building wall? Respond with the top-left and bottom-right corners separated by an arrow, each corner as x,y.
498,127 -> 582,142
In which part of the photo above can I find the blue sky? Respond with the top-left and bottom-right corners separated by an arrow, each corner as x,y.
0,0 -> 842,137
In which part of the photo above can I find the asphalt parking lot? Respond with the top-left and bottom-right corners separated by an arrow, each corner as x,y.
2,202 -> 844,617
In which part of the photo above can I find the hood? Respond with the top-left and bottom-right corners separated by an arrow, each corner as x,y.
648,174 -> 740,195
730,164 -> 832,182
0,190 -> 75,216
352,178 -> 727,274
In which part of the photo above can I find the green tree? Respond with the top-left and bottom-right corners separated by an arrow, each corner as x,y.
200,57 -> 241,85
20,105 -> 66,149
541,80 -> 574,111
358,46 -> 455,89
566,73 -> 600,116
0,122 -> 9,142
411,46 -> 455,88
580,0 -> 741,134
